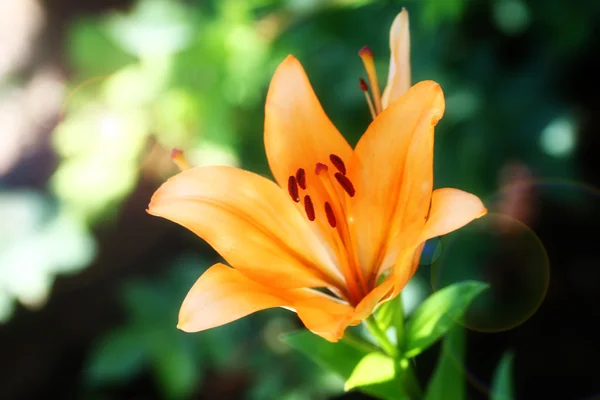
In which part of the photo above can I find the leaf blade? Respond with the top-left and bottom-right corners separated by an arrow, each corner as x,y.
404,281 -> 488,358
282,331 -> 407,400
424,323 -> 466,400
345,352 -> 396,391
491,352 -> 515,400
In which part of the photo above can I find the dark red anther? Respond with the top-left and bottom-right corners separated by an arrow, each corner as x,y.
334,172 -> 356,197
315,162 -> 328,175
288,176 -> 300,202
304,195 -> 315,221
324,202 -> 336,228
296,168 -> 306,189
329,154 -> 346,175
359,77 -> 369,92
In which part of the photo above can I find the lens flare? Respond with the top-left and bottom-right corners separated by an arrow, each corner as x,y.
431,213 -> 549,333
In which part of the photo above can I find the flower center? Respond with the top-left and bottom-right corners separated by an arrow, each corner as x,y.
286,154 -> 355,227
286,154 -> 367,305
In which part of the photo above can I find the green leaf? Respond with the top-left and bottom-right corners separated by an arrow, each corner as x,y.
491,352 -> 515,400
376,297 -> 396,331
424,323 -> 466,400
68,19 -> 136,76
85,328 -> 147,386
150,334 -> 200,400
282,331 -> 406,400
345,352 -> 396,391
281,330 -> 368,379
403,281 -> 488,358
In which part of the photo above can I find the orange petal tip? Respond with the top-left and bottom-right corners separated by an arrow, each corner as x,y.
281,54 -> 299,66
477,207 -> 488,219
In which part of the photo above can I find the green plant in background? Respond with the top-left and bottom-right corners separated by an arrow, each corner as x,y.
0,191 -> 96,322
52,0 -> 278,224
86,255 -> 345,399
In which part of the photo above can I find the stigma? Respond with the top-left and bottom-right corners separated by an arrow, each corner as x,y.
171,148 -> 191,171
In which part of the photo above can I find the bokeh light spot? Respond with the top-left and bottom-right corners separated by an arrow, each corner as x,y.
540,116 -> 576,157
493,0 -> 530,35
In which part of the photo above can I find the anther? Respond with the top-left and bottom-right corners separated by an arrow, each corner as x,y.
288,176 -> 300,202
334,172 -> 356,197
359,78 -> 377,120
303,195 -> 315,221
359,77 -> 369,92
324,201 -> 336,228
329,154 -> 346,175
315,162 -> 328,175
296,168 -> 306,189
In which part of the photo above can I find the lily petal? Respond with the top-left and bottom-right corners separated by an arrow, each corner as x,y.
419,188 -> 487,243
349,81 -> 445,282
354,278 -> 395,321
148,165 -> 344,290
381,9 -> 411,109
178,263 -> 288,332
264,56 -> 353,188
179,263 -> 355,341
294,296 -> 355,342
390,242 -> 425,297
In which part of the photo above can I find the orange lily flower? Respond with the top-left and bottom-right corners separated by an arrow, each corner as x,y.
147,10 -> 486,342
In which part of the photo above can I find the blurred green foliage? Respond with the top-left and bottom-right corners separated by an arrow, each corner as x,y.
86,255 -> 344,399
0,191 -> 95,322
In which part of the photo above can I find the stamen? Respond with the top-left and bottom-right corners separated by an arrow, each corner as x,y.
324,201 -> 337,228
315,162 -> 328,175
329,154 -> 347,175
334,173 -> 355,197
296,168 -> 306,189
358,46 -> 382,115
171,148 -> 191,171
288,176 -> 300,202
303,195 -> 315,221
359,78 -> 377,120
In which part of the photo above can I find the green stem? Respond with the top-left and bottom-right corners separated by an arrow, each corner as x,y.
395,292 -> 405,350
403,360 -> 424,400
342,330 -> 381,354
364,315 -> 398,358
396,294 -> 423,400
